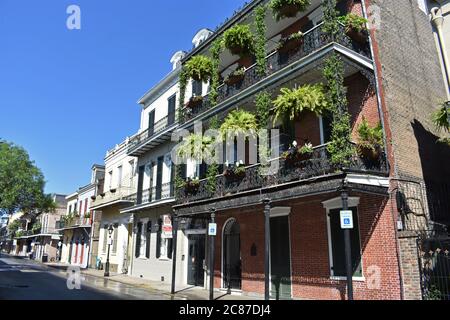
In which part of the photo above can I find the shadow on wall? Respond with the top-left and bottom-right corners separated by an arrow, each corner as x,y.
411,119 -> 450,227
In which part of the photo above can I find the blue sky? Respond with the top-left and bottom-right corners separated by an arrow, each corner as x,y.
0,0 -> 245,195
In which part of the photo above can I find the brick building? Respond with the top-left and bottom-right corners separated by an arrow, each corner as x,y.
164,0 -> 450,300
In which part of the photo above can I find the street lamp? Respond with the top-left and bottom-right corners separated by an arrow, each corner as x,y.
104,224 -> 114,277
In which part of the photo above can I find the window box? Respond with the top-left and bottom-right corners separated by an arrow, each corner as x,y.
184,178 -> 200,194
223,165 -> 246,180
278,32 -> 304,54
224,68 -> 246,86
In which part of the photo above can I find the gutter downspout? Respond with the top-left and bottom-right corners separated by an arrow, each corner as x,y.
361,0 -> 404,300
431,7 -> 450,100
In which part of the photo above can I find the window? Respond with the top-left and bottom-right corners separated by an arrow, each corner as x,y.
168,95 -> 176,125
145,222 -> 151,259
192,80 -> 202,97
111,223 -> 119,254
327,207 -> 362,277
135,222 -> 142,258
102,224 -> 109,253
117,166 -> 123,187
139,222 -> 148,258
156,218 -> 173,259
108,171 -> 113,190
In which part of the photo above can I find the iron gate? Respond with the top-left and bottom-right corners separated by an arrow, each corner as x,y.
418,236 -> 450,300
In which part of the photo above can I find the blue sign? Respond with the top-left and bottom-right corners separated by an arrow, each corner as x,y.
340,210 -> 354,229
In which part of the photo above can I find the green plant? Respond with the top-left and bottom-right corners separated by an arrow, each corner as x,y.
224,67 -> 246,85
269,0 -> 311,21
338,13 -> 368,33
278,31 -> 304,52
176,133 -> 215,162
31,221 -> 41,234
272,84 -> 329,124
322,0 -> 340,37
184,55 -> 214,82
298,142 -> 313,155
15,230 -> 25,238
184,177 -> 200,194
206,115 -> 220,194
219,109 -> 258,140
223,24 -> 255,56
254,5 -> 267,76
178,68 -> 189,122
255,91 -> 272,129
323,54 -> 355,166
433,102 -> 450,132
425,285 -> 443,300
356,117 -> 384,154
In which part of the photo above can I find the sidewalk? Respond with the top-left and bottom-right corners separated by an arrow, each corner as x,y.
45,261 -> 259,300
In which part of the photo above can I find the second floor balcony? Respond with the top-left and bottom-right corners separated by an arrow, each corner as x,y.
90,185 -> 135,210
127,112 -> 177,157
121,182 -> 175,213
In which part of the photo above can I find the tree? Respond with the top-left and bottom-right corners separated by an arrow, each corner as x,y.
0,140 -> 55,216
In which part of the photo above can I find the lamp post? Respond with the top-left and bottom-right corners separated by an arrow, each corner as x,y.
104,224 -> 114,277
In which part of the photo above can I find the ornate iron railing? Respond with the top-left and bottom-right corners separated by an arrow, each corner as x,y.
126,182 -> 175,206
181,23 -> 371,124
177,144 -> 388,204
127,112 -> 177,154
91,185 -> 135,209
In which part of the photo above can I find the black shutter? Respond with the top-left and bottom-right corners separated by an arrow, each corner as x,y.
156,218 -> 162,259
168,238 -> 173,259
148,110 -> 155,137
168,96 -> 176,125
135,222 -> 142,258
137,166 -> 145,204
145,222 -> 151,258
336,0 -> 349,16
322,112 -> 333,143
156,156 -> 164,200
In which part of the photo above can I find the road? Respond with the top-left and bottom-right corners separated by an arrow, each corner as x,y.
0,254 -> 175,300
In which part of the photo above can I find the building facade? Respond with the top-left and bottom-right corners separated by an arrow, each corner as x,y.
90,138 -> 137,274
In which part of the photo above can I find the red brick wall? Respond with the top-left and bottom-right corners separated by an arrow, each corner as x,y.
294,111 -> 321,146
212,192 -> 401,300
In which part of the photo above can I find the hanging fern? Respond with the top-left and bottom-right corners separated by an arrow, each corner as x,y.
184,55 -> 214,83
323,53 -> 355,167
269,0 -> 311,21
219,109 -> 258,141
254,5 -> 267,76
223,24 -> 255,57
272,84 -> 329,124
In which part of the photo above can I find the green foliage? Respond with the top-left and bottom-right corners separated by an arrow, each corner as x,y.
219,109 -> 258,140
31,221 -> 41,234
176,133 -> 215,162
0,140 -> 55,216
178,68 -> 189,123
209,37 -> 224,107
255,91 -> 272,129
425,285 -> 443,300
356,117 -> 384,152
254,5 -> 267,76
433,102 -> 450,132
269,0 -> 311,21
272,84 -> 329,124
323,54 -> 355,167
322,0 -> 340,37
206,115 -> 220,194
184,55 -> 214,82
224,67 -> 246,84
7,219 -> 21,233
299,142 -> 313,154
338,13 -> 368,33
223,24 -> 255,56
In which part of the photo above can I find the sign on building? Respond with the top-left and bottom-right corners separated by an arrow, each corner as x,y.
340,210 -> 354,229
208,223 -> 217,236
162,215 -> 173,239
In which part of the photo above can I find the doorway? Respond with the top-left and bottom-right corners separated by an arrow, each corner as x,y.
222,218 -> 242,290
270,215 -> 292,299
187,234 -> 206,287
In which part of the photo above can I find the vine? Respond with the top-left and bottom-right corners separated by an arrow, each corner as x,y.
255,90 -> 271,129
178,67 -> 189,123
322,0 -> 340,38
206,115 -> 220,194
209,37 -> 223,107
254,4 -> 268,76
323,53 -> 355,167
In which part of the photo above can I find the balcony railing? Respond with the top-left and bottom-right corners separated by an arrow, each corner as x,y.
59,216 -> 91,229
126,182 -> 175,206
181,22 -> 371,124
91,186 -> 135,209
128,112 -> 177,154
177,144 -> 388,204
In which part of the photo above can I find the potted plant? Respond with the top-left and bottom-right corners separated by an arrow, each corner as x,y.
224,67 -> 246,86
338,13 -> 369,44
278,31 -> 304,53
272,84 -> 329,125
269,0 -> 311,21
185,55 -> 214,82
184,177 -> 200,194
223,24 -> 255,57
356,117 -> 384,161
282,141 -> 313,167
224,161 -> 246,180
185,95 -> 204,109
219,109 -> 258,141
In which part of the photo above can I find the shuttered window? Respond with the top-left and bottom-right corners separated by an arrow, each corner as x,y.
102,224 -> 108,253
145,222 -> 152,258
112,223 -> 119,254
135,222 -> 142,258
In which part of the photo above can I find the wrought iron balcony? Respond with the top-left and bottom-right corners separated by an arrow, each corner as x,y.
181,22 -> 371,124
127,112 -> 177,156
176,144 -> 388,204
126,182 -> 175,206
90,185 -> 135,210
59,216 -> 91,229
